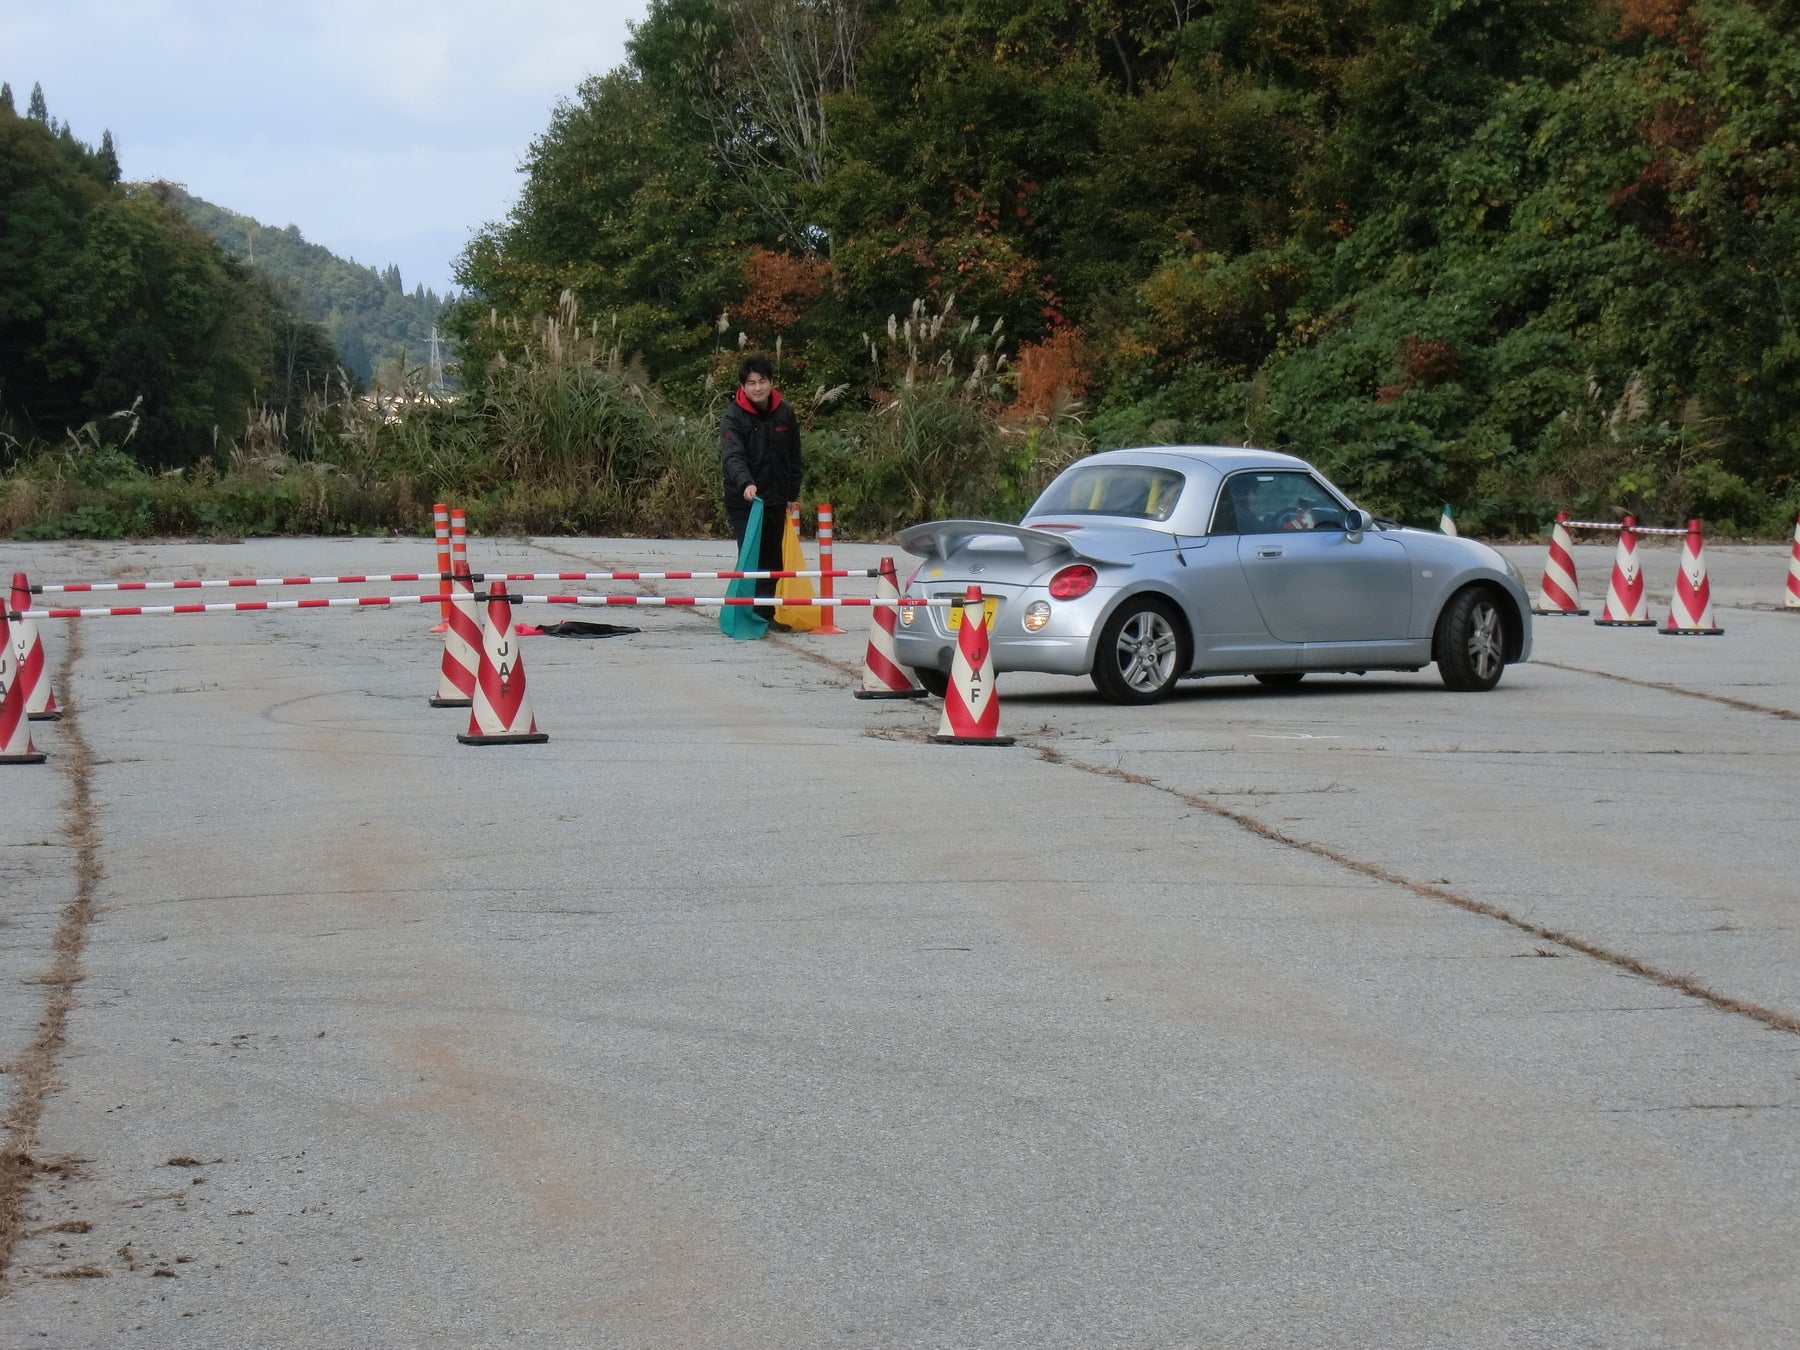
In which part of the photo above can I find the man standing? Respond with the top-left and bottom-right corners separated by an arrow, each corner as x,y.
720,354 -> 803,628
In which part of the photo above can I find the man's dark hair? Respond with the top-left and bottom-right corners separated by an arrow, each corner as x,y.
739,354 -> 774,384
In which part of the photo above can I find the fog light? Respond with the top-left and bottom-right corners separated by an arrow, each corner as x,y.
1023,600 -> 1051,631
899,604 -> 915,626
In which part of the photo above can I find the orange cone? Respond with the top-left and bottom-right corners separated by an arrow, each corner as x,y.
1784,513 -> 1799,611
855,556 -> 927,699
1533,513 -> 1589,616
8,573 -> 61,719
1595,516 -> 1655,626
429,559 -> 481,707
934,586 -> 1013,746
1660,519 -> 1724,636
0,611 -> 47,765
458,582 -> 548,745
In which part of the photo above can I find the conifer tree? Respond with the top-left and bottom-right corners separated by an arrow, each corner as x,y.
0,83 -> 14,114
97,129 -> 120,183
26,82 -> 46,122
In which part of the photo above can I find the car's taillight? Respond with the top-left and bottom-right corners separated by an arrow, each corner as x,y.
1047,564 -> 1097,600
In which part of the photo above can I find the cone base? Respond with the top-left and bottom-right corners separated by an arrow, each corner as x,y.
429,696 -> 474,708
1594,618 -> 1657,627
817,623 -> 847,635
27,710 -> 63,721
932,734 -> 1015,746
430,622 -> 449,633
0,752 -> 48,764
855,688 -> 928,700
1659,626 -> 1724,636
458,732 -> 549,745
1533,607 -> 1590,616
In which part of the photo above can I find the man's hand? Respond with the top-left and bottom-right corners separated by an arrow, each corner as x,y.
743,485 -> 758,502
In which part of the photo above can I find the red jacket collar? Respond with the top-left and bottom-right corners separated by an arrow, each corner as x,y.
736,387 -> 782,414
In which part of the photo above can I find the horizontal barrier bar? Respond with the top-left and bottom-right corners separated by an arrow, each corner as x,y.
18,594 -> 457,619
472,569 -> 874,582
37,573 -> 438,593
1562,521 -> 1691,536
12,593 -> 959,620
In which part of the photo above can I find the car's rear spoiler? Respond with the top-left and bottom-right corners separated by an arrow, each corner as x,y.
897,520 -> 1138,567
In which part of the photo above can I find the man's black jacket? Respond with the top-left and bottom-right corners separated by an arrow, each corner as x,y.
720,387 -> 802,512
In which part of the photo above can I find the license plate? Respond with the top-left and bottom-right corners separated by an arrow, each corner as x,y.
946,597 -> 999,631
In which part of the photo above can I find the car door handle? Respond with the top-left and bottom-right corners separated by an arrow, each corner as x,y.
1257,547 -> 1283,558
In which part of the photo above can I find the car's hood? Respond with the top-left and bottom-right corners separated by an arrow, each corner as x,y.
897,519 -> 1146,568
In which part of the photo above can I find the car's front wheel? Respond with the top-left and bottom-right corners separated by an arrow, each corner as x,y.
1435,586 -> 1508,691
911,666 -> 949,698
1091,597 -> 1187,704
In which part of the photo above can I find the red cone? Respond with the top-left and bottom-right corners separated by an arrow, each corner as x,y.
458,582 -> 548,745
934,586 -> 1013,746
855,556 -> 927,699
429,560 -> 481,707
1660,520 -> 1724,636
0,611 -> 47,764
8,573 -> 61,719
1595,517 -> 1655,627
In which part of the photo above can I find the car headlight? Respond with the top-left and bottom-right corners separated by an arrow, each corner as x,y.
1023,600 -> 1051,631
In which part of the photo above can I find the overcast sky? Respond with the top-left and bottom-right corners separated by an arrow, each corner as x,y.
4,0 -> 649,296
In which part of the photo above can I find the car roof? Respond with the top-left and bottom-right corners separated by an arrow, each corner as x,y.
1078,446 -> 1313,474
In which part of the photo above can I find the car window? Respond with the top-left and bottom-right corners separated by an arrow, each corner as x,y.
1214,472 -> 1348,535
1033,465 -> 1184,521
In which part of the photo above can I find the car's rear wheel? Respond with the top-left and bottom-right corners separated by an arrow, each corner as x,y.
1435,586 -> 1508,691
911,666 -> 949,698
1091,597 -> 1186,704
1254,673 -> 1305,688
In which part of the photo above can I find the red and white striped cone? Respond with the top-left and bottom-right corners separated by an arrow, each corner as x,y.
815,503 -> 846,635
854,556 -> 927,700
430,502 -> 451,632
429,560 -> 481,707
458,581 -> 548,745
934,587 -> 1013,746
8,573 -> 61,719
1660,519 -> 1724,636
0,612 -> 47,765
1595,516 -> 1655,626
1785,514 -> 1800,611
1533,513 -> 1589,616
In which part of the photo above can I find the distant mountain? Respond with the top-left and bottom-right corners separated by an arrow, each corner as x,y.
151,183 -> 452,386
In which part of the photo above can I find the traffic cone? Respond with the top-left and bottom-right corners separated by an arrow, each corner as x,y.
0,612 -> 47,765
430,502 -> 450,633
8,573 -> 60,718
1784,513 -> 1799,611
854,556 -> 927,699
1660,519 -> 1724,636
458,582 -> 548,745
1595,517 -> 1655,626
429,560 -> 480,707
1533,513 -> 1589,615
1438,503 -> 1457,536
934,587 -> 1013,746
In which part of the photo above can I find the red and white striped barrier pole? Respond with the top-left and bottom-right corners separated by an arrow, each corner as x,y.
15,593 -> 951,620
36,573 -> 439,593
1661,519 -> 1723,636
815,503 -> 846,635
469,569 -> 868,583
431,503 -> 451,632
451,507 -> 469,593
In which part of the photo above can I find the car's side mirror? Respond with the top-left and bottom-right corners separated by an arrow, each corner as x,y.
1343,509 -> 1365,541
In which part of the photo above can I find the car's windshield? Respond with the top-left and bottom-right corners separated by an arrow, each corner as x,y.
1032,465 -> 1184,521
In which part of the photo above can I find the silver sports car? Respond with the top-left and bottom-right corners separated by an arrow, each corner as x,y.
893,446 -> 1533,704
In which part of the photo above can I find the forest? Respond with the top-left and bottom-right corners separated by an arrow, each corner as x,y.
2,0 -> 1797,542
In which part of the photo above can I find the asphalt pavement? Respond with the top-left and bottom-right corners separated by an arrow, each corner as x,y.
1,529 -> 1797,1348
